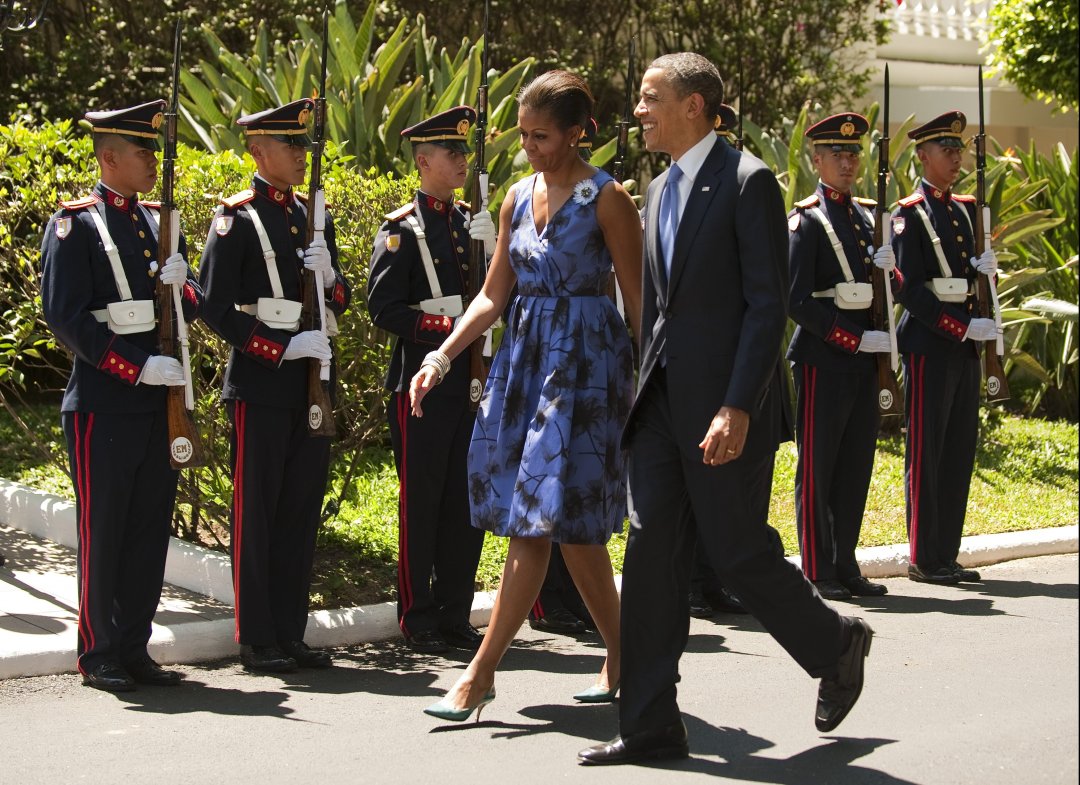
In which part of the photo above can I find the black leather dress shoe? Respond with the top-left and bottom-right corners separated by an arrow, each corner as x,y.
908,564 -> 960,584
82,662 -> 135,692
442,623 -> 484,650
125,655 -> 182,685
280,640 -> 332,668
240,644 -> 298,673
405,630 -> 450,654
528,607 -> 587,635
841,576 -> 888,597
813,579 -> 853,601
949,562 -> 981,582
688,590 -> 714,618
816,617 -> 873,732
707,586 -> 749,614
578,720 -> 690,766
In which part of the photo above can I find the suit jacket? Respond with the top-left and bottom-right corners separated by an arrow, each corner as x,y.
627,137 -> 792,456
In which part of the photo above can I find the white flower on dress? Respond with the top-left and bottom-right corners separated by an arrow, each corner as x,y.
572,179 -> 597,206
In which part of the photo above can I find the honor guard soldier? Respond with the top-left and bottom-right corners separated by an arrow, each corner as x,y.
787,113 -> 902,600
892,111 -> 996,585
40,100 -> 202,691
198,99 -> 351,671
368,106 -> 494,654
527,117 -> 600,636
714,102 -> 738,142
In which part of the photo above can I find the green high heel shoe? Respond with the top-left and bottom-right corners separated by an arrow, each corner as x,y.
423,688 -> 496,722
573,681 -> 619,703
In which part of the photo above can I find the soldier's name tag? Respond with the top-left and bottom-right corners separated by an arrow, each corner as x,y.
892,216 -> 906,235
55,217 -> 73,240
385,234 -> 401,253
215,215 -> 234,236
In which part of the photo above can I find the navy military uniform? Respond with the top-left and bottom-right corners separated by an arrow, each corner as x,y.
787,113 -> 902,598
40,101 -> 202,686
198,100 -> 351,666
892,111 -> 982,584
368,106 -> 485,652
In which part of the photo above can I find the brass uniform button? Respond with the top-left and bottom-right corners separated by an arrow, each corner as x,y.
291,226 -> 299,235
143,250 -> 152,258
138,230 -> 146,238
456,246 -> 465,253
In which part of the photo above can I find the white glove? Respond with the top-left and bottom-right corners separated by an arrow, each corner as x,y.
857,330 -> 892,354
304,239 -> 335,289
467,209 -> 497,258
972,248 -> 998,276
158,252 -> 188,286
872,245 -> 896,273
138,355 -> 185,386
282,330 -> 332,361
964,318 -> 999,342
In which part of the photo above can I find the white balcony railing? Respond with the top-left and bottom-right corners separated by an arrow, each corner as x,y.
889,0 -> 991,42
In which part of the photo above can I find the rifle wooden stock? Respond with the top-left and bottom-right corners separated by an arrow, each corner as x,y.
974,67 -> 1009,403
465,3 -> 492,411
871,65 -> 902,417
158,20 -> 204,470
301,10 -> 337,437
974,144 -> 1010,402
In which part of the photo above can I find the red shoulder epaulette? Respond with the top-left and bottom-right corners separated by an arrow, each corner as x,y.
58,195 -> 98,211
794,194 -> 820,209
221,189 -> 256,209
853,196 -> 877,207
952,194 -> 976,203
385,203 -> 415,221
140,200 -> 162,210
455,199 -> 472,212
898,193 -> 925,208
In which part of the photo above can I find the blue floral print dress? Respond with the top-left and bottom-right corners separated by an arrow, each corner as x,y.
467,169 -> 633,545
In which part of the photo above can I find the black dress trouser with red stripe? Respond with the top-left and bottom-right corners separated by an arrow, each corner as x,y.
792,362 -> 879,582
387,390 -> 483,638
63,410 -> 177,675
227,400 -> 330,646
902,352 -> 980,571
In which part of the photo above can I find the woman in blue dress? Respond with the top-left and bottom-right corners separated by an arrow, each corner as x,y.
410,70 -> 643,721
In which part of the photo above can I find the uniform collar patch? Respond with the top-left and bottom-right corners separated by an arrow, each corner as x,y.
821,183 -> 850,204
419,191 -> 448,213
96,183 -> 135,213
253,177 -> 292,207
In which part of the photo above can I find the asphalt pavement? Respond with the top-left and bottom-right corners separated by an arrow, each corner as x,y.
1,553 -> 1076,785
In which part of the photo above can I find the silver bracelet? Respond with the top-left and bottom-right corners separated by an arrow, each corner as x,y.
421,350 -> 451,384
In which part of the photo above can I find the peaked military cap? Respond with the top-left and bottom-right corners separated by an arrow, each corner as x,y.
715,103 -> 738,141
238,98 -> 314,146
806,112 -> 868,153
401,105 -> 476,153
908,110 -> 967,148
578,117 -> 598,159
84,100 -> 166,151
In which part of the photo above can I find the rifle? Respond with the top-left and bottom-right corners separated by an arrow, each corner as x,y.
302,7 -> 337,436
157,19 -> 204,469
974,64 -> 1010,402
464,0 -> 492,410
611,37 -> 635,183
871,63 -> 903,416
607,36 -> 635,303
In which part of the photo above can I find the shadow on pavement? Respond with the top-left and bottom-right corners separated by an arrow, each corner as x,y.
957,579 -> 1079,601
117,681 -> 300,720
838,592 -> 1005,617
652,717 -> 920,785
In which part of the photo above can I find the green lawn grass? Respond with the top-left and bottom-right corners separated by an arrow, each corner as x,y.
3,402 -> 1077,606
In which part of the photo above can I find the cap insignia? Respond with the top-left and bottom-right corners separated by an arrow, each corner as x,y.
297,108 -> 311,127
152,112 -> 164,130
950,120 -> 962,134
456,119 -> 471,136
840,121 -> 855,137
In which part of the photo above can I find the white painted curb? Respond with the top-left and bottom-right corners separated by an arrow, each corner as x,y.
2,477 -> 1075,678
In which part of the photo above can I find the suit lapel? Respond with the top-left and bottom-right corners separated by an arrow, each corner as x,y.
668,139 -> 728,297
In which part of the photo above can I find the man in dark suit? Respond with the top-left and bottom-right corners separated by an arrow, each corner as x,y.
579,53 -> 874,766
